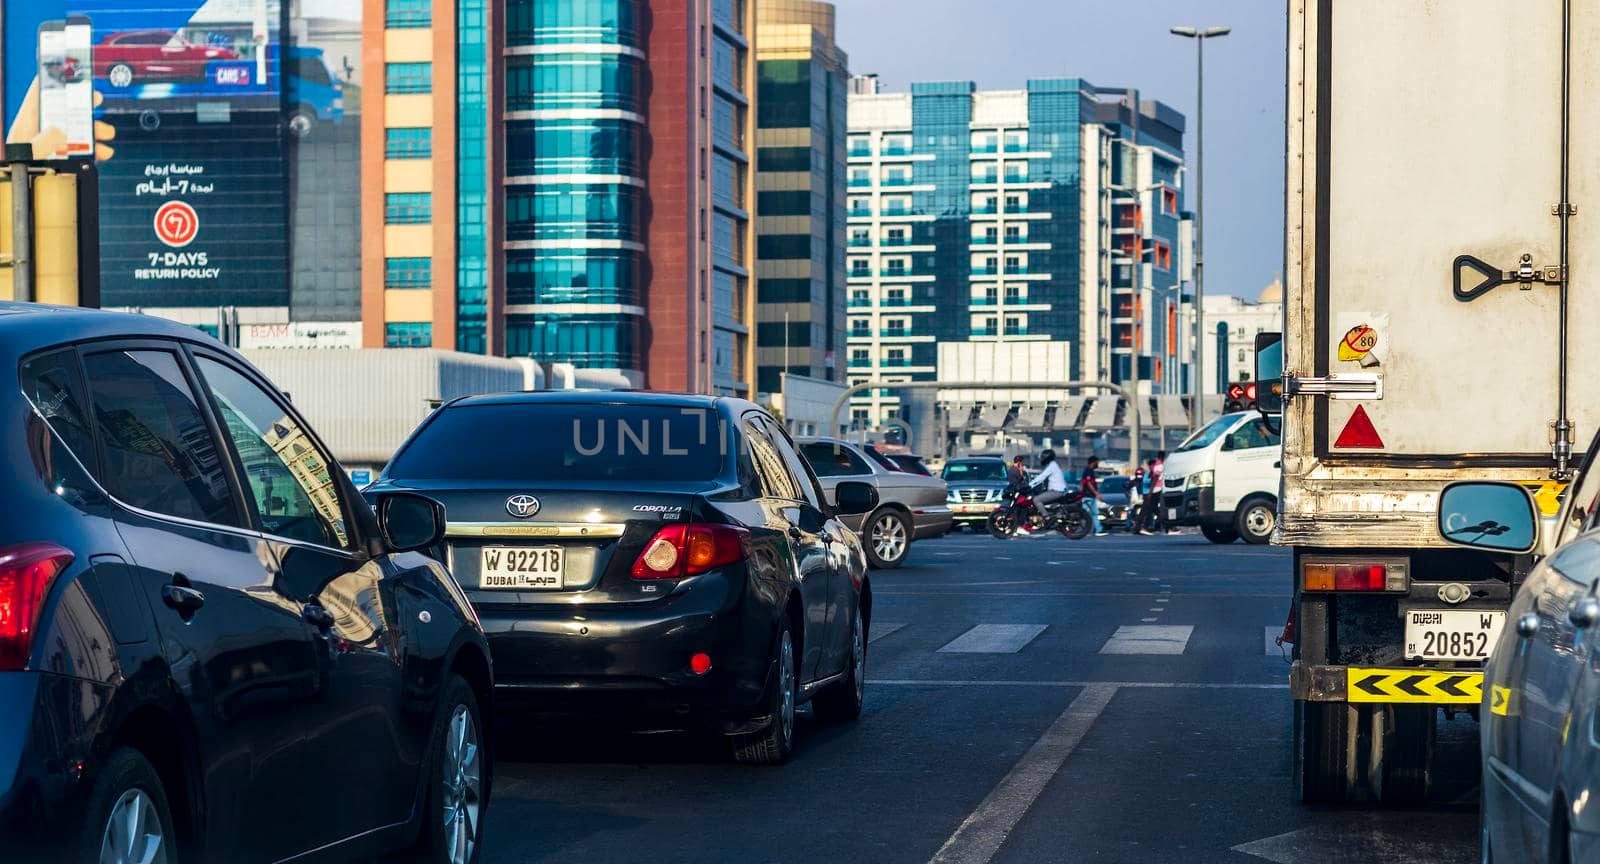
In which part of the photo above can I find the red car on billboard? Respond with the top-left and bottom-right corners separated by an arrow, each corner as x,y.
95,30 -> 239,88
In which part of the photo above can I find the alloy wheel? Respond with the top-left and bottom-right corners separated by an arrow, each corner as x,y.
442,704 -> 482,864
871,514 -> 907,562
99,789 -> 167,864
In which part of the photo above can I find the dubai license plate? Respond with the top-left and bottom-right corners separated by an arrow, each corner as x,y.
1404,609 -> 1504,660
479,546 -> 565,589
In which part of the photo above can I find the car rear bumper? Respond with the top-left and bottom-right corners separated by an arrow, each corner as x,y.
478,571 -> 775,732
0,672 -> 106,857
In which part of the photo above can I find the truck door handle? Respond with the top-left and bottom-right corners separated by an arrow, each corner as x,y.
302,604 -> 335,630
161,583 -> 205,614
1274,461 -> 1282,469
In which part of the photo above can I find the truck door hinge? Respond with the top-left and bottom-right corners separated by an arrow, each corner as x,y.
1283,371 -> 1383,401
1454,253 -> 1564,302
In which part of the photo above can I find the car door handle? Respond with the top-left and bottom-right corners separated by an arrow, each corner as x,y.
161,583 -> 205,614
303,604 -> 335,630
1517,613 -> 1541,639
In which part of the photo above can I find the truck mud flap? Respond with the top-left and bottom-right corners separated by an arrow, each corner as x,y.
1346,668 -> 1482,704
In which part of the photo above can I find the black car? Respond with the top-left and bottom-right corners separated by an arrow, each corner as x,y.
365,392 -> 879,764
0,304 -> 492,864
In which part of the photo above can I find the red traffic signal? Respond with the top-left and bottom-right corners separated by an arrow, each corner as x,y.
1226,382 -> 1259,413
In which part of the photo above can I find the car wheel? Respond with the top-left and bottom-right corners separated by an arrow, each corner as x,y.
865,509 -> 911,569
1201,525 -> 1238,544
108,64 -> 135,88
77,747 -> 176,864
1236,498 -> 1277,545
413,675 -> 488,864
732,618 -> 797,765
815,603 -> 865,722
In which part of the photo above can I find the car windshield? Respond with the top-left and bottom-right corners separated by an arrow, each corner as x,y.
387,403 -> 730,484
942,461 -> 1007,482
1176,414 -> 1239,453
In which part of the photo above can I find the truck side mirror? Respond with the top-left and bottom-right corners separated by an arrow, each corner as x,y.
1254,332 -> 1284,416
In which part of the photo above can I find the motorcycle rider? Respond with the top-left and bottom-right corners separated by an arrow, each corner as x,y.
1031,449 -> 1068,516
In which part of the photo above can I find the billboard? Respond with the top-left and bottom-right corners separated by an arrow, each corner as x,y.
4,0 -> 360,320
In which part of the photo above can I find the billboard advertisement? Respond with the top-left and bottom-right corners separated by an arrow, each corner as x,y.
4,0 -> 361,320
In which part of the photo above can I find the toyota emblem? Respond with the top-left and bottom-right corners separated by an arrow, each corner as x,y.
506,495 -> 541,519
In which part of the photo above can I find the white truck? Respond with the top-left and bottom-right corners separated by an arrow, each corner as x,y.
1161,412 -> 1281,545
1266,0 -> 1600,805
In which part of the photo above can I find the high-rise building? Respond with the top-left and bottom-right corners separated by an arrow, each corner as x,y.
752,0 -> 848,396
361,0 -> 757,394
845,78 -> 1187,426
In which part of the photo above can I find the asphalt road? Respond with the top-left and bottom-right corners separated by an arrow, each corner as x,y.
478,531 -> 1479,864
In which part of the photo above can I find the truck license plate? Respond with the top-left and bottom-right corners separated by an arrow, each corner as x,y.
1404,609 -> 1504,660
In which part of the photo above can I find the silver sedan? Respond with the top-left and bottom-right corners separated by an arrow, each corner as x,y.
799,439 -> 953,569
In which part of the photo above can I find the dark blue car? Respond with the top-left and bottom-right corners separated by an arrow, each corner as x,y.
0,304 -> 491,863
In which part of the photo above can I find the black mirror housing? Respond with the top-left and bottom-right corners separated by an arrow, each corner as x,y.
378,493 -> 446,552
834,481 -> 880,516
1254,332 -> 1284,416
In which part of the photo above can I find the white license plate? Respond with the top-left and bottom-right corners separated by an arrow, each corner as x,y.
1404,609 -> 1504,660
1167,508 -> 1179,520
479,546 -> 565,589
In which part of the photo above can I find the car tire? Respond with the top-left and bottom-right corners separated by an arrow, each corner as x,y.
733,617 -> 797,765
1201,525 -> 1238,544
814,603 -> 866,723
108,64 -> 135,88
77,747 -> 178,864
288,107 -> 316,138
1236,497 -> 1277,545
1379,704 -> 1434,805
411,675 -> 488,864
864,509 -> 911,569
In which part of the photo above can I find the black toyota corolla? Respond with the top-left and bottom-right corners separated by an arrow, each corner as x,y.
365,392 -> 879,763
0,304 -> 492,863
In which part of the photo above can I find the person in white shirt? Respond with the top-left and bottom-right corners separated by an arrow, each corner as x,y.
1031,449 -> 1067,511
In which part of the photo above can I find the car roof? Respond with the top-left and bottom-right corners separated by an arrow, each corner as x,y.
0,302 -> 234,357
948,456 -> 1006,462
448,389 -> 752,413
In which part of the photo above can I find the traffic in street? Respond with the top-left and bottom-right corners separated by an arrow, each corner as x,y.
479,532 -> 1477,864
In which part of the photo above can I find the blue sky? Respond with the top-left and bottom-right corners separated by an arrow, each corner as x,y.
834,0 -> 1286,300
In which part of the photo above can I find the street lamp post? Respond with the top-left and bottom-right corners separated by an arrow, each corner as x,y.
1170,24 -> 1229,431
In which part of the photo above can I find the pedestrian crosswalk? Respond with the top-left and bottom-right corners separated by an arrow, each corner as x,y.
866,621 -> 1290,657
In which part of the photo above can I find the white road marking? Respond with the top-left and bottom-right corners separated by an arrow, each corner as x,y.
1155,598 -> 1170,604
995,556 -> 1013,561
927,683 -> 1118,864
1099,625 -> 1194,655
1140,617 -> 1158,623
1148,607 -> 1164,613
870,622 -> 907,643
1123,571 -> 1137,576
938,624 -> 1048,654
872,679 -> 1288,690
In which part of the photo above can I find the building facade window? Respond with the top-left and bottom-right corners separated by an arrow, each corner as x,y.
506,250 -> 642,306
384,193 -> 432,223
505,53 -> 645,113
385,62 -> 432,94
385,128 -> 432,159
457,0 -> 488,353
385,0 -> 431,28
505,0 -> 641,48
506,118 -> 643,176
505,313 -> 639,368
384,257 -> 432,289
385,322 -> 433,347
505,184 -> 643,242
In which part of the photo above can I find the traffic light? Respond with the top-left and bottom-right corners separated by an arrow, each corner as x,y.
1225,382 -> 1259,413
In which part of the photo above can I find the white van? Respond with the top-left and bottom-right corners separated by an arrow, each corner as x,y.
1159,412 -> 1281,544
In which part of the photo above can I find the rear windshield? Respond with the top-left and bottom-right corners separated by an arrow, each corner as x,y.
942,461 -> 1007,482
388,403 -> 730,484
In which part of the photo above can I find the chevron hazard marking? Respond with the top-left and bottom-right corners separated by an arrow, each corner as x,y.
1346,668 -> 1483,704
1490,685 -> 1513,716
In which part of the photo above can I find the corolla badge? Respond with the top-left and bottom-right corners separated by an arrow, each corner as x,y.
506,495 -> 541,519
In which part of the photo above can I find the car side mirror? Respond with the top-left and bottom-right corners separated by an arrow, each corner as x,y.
378,493 -> 446,552
833,481 -> 879,516
1254,332 -> 1284,416
1437,481 -> 1538,554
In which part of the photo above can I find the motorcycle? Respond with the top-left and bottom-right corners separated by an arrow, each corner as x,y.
987,484 -> 1092,540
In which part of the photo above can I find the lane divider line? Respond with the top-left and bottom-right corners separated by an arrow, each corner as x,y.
927,683 -> 1118,864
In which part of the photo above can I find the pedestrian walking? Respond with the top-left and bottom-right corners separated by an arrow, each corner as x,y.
1080,457 -> 1105,537
1136,451 -> 1165,535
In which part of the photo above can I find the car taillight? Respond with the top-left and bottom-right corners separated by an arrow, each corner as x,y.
631,524 -> 749,579
0,543 -> 74,671
1301,558 -> 1408,592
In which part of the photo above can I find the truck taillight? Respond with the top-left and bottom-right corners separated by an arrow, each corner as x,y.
1301,557 -> 1408,592
631,524 -> 749,579
0,543 -> 74,671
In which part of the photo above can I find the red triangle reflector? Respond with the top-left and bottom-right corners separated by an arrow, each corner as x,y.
1334,404 -> 1384,449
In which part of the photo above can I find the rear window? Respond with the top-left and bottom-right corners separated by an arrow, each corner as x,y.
387,403 -> 730,484
942,461 -> 1006,482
